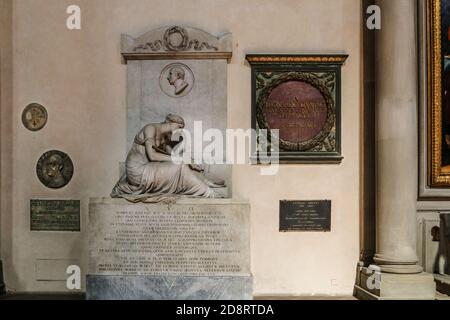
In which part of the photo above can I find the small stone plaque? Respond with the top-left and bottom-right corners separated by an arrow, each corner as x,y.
279,200 -> 331,232
30,200 -> 80,232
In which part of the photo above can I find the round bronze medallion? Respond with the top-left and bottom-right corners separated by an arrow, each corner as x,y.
256,73 -> 335,152
36,150 -> 74,189
22,103 -> 48,131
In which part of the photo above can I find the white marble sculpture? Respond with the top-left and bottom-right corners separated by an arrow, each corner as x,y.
167,66 -> 189,96
111,114 -> 225,202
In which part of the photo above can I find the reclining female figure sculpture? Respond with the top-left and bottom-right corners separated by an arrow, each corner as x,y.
111,114 -> 225,202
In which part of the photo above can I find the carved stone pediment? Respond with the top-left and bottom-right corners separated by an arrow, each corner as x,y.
121,26 -> 232,62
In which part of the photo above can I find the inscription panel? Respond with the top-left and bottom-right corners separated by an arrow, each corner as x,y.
264,81 -> 329,144
279,200 -> 331,232
89,201 -> 250,276
30,199 -> 80,231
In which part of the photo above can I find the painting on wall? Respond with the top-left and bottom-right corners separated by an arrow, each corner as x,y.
427,0 -> 450,186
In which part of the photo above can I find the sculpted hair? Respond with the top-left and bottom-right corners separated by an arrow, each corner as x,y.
170,67 -> 185,80
165,113 -> 185,127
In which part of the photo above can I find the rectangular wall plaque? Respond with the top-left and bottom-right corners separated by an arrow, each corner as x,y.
30,200 -> 80,232
89,200 -> 250,276
279,200 -> 331,232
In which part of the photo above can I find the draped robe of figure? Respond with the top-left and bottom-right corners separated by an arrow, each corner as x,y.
111,126 -> 221,202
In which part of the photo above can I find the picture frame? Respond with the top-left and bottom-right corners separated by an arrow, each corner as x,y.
246,54 -> 348,164
419,0 -> 450,197
427,0 -> 450,187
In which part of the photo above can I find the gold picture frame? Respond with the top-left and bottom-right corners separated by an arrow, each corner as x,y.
428,0 -> 450,186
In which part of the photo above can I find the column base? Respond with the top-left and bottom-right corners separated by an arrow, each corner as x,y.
354,265 -> 436,300
373,254 -> 423,273
376,264 -> 423,274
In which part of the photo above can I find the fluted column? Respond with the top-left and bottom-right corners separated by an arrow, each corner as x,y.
373,0 -> 422,274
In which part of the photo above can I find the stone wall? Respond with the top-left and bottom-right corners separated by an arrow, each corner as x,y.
1,0 -> 361,296
0,0 -> 13,290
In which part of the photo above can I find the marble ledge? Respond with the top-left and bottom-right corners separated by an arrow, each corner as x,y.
89,197 -> 250,206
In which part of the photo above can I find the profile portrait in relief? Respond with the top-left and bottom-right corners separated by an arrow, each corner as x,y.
159,63 -> 194,98
167,66 -> 189,95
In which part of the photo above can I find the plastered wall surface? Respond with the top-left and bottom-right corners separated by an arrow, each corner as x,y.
2,0 -> 361,295
0,0 -> 13,287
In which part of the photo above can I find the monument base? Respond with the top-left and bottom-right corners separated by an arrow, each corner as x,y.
86,275 -> 252,300
354,265 -> 436,300
87,198 -> 252,300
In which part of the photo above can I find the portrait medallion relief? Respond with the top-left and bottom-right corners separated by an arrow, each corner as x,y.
36,150 -> 74,189
160,63 -> 195,98
22,103 -> 48,131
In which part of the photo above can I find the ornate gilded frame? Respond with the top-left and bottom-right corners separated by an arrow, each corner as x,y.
418,0 -> 450,197
425,0 -> 450,187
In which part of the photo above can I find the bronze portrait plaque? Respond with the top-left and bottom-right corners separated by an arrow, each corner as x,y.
246,54 -> 347,163
30,199 -> 80,232
21,103 -> 48,131
36,150 -> 74,189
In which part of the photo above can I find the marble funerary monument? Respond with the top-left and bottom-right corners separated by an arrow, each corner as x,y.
86,26 -> 252,300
